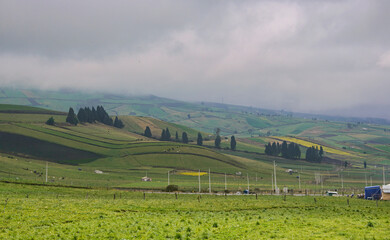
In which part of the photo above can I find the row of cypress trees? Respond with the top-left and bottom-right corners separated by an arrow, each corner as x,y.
66,106 -> 124,128
77,106 -> 113,126
144,126 -> 206,146
305,146 -> 323,162
214,135 -> 236,150
144,126 -> 237,150
160,128 -> 171,141
265,141 -> 325,162
265,141 -> 301,159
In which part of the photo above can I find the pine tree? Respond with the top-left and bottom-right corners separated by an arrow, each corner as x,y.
319,146 -> 324,158
77,108 -> 86,123
271,142 -> 277,156
118,119 -> 124,128
288,142 -> 295,159
306,147 -> 314,162
175,131 -> 179,141
277,142 -> 281,155
215,135 -> 221,148
230,135 -> 236,151
281,141 -> 288,158
66,107 -> 79,125
295,144 -> 301,159
161,129 -> 166,140
265,142 -> 272,155
144,126 -> 152,138
182,132 -> 188,143
96,106 -> 103,122
91,107 -> 97,122
85,107 -> 93,123
114,116 -> 119,127
197,132 -> 203,146
113,116 -> 124,128
165,128 -> 171,141
46,117 -> 55,126
95,105 -> 113,126
305,146 -> 321,162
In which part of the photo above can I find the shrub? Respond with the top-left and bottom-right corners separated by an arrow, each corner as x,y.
46,117 -> 55,126
166,185 -> 179,192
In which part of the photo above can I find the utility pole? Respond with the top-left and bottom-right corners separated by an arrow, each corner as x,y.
271,173 -> 274,192
370,176 -> 372,186
209,168 -> 211,194
225,173 -> 227,191
274,161 -> 278,193
198,169 -> 201,193
298,171 -> 301,190
247,173 -> 249,192
365,172 -> 367,186
383,166 -> 386,185
341,174 -> 344,189
45,161 -> 48,183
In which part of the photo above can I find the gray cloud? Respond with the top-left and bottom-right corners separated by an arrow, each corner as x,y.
1,0 -> 390,118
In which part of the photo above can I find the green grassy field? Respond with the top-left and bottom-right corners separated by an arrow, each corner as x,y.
0,103 -> 388,193
0,91 -> 389,239
1,182 -> 390,239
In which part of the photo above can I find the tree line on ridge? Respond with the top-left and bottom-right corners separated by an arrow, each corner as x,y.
65,106 -> 124,128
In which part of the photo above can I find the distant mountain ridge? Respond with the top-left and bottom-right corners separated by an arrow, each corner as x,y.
0,88 -> 388,137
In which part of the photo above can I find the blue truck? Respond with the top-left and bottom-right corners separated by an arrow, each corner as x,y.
364,186 -> 382,200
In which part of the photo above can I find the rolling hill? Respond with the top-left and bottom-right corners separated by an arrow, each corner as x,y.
2,88 -> 388,136
0,103 -> 388,192
0,104 -> 269,191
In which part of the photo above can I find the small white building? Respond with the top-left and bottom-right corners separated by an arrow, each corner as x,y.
94,170 -> 103,174
326,191 -> 338,196
382,184 -> 390,200
142,176 -> 152,182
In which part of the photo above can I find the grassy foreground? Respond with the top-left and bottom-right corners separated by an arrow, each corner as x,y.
1,183 -> 389,239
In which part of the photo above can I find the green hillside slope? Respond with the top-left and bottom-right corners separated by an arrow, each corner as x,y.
0,104 -> 262,190
120,115 -> 209,140
0,104 -> 388,192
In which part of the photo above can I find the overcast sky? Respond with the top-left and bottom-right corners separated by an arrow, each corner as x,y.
1,0 -> 389,118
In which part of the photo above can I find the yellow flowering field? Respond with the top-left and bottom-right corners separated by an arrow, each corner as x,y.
179,171 -> 208,176
272,136 -> 353,156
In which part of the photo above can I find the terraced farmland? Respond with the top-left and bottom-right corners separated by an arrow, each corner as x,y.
0,104 -> 388,192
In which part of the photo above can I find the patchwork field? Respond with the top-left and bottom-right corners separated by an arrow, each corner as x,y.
0,103 -> 388,193
271,136 -> 354,156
